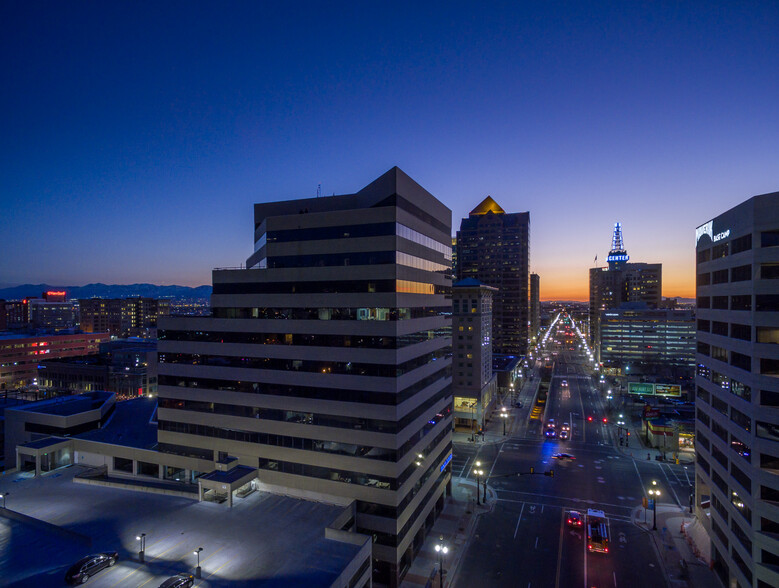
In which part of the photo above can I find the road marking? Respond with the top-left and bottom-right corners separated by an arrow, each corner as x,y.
496,489 -> 634,512
555,508 -> 565,588
583,512 -> 588,588
613,571 -> 618,587
660,463 -> 683,508
201,556 -> 232,581
632,459 -> 646,499
108,538 -> 189,587
513,503 -> 525,539
535,536 -> 539,549
460,456 -> 471,477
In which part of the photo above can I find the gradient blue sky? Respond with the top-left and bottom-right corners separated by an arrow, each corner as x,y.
2,1 -> 777,299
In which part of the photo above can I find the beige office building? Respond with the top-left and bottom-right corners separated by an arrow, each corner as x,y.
156,167 -> 453,587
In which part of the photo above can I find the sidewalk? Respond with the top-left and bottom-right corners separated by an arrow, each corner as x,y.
400,476 -> 494,588
402,394 -> 513,588
633,504 -> 718,587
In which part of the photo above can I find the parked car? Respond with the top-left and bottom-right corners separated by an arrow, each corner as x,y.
160,573 -> 195,588
65,552 -> 118,584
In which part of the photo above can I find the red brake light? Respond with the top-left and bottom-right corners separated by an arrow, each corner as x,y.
603,418 -> 607,423
587,416 -> 593,422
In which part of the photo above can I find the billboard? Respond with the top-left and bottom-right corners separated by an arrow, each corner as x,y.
628,382 -> 683,396
628,382 -> 654,395
655,384 -> 682,397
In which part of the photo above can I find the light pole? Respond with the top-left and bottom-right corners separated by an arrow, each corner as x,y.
648,481 -> 661,530
435,536 -> 448,588
194,547 -> 203,578
0,492 -> 8,508
136,533 -> 146,563
470,401 -> 476,442
500,407 -> 508,436
473,462 -> 483,505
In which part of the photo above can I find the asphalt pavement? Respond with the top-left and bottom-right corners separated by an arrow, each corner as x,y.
402,338 -> 716,588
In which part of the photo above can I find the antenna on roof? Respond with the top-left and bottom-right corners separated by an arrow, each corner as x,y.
317,184 -> 321,198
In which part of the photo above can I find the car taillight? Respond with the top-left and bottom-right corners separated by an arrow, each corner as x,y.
588,545 -> 592,550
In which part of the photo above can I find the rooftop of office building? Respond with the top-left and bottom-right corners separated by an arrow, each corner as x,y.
10,391 -> 113,416
77,396 -> 158,450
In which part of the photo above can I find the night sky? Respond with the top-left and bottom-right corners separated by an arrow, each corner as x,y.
2,1 -> 777,299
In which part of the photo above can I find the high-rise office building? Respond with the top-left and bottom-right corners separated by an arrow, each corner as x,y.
694,191 -> 779,588
589,223 -> 662,360
156,167 -> 453,587
456,196 -> 530,355
530,273 -> 540,343
451,279 -> 497,434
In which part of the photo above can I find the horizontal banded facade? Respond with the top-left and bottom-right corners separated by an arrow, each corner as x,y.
157,167 -> 453,587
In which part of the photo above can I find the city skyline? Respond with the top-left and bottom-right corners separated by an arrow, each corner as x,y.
2,2 -> 778,300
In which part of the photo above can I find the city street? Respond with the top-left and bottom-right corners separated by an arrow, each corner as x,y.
455,318 -> 695,588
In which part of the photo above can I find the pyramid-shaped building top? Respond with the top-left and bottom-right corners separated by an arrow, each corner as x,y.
470,196 -> 505,216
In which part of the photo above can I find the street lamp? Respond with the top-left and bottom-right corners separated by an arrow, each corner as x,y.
648,481 -> 661,530
0,492 -> 8,508
194,547 -> 204,578
500,407 -> 508,436
435,535 -> 448,588
136,533 -> 146,563
473,462 -> 483,505
685,467 -> 693,514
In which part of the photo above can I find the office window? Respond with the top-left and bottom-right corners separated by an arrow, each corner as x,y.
712,296 -> 728,310
731,351 -> 751,372
731,324 -> 751,341
697,248 -> 711,263
761,230 -> 779,247
712,242 -> 729,259
712,321 -> 728,336
697,272 -> 711,286
731,265 -> 751,282
762,390 -> 779,407
731,234 -> 752,254
756,295 -> 779,312
712,270 -> 729,284
761,358 -> 779,376
757,421 -> 779,442
711,346 -> 727,362
761,263 -> 779,280
731,295 -> 752,311
757,327 -> 779,344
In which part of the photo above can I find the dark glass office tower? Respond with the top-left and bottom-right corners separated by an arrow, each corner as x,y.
156,167 -> 453,587
456,196 -> 530,355
694,191 -> 779,588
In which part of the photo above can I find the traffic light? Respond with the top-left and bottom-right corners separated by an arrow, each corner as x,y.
627,431 -> 631,436
544,470 -> 554,477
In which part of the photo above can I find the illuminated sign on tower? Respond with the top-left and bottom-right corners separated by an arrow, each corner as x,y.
606,222 -> 629,270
